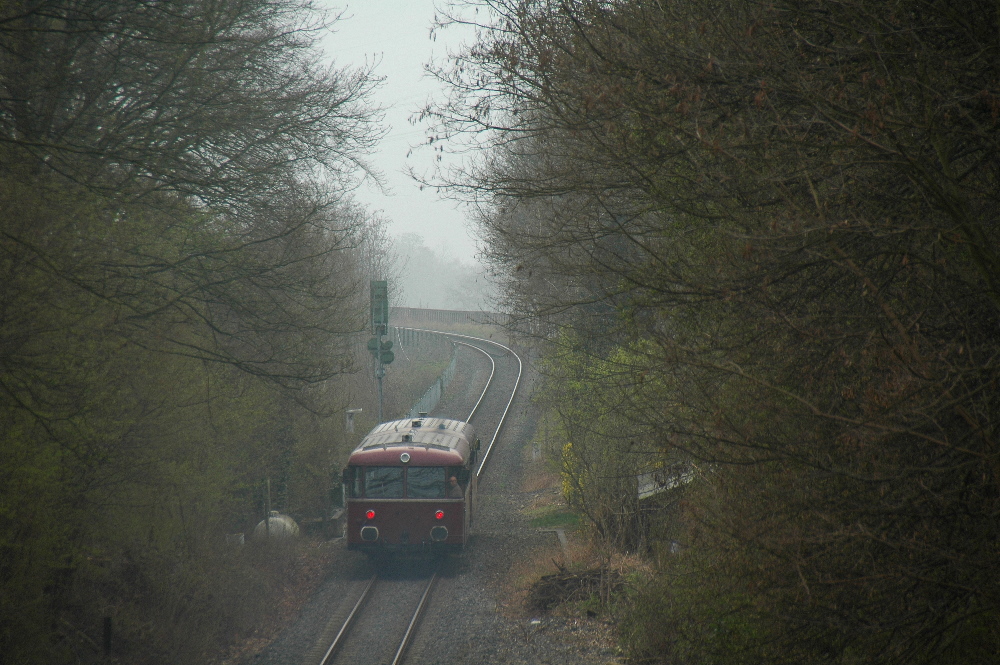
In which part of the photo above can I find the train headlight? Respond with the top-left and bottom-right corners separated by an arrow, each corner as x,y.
434,510 -> 445,520
430,526 -> 448,542
365,509 -> 376,520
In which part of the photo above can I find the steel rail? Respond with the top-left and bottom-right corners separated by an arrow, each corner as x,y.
397,327 -> 523,478
454,340 -> 495,422
392,329 -> 497,422
471,335 -> 522,478
317,574 -> 377,665
321,329 -> 520,665
390,570 -> 438,665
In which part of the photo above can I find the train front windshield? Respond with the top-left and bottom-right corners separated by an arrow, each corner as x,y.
347,466 -> 461,499
364,467 -> 404,498
406,467 -> 446,498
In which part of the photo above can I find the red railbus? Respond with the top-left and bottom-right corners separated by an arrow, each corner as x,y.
343,417 -> 479,554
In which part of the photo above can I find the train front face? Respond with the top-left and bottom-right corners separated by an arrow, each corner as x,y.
344,418 -> 474,554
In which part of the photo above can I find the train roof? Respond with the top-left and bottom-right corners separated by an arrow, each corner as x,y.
347,417 -> 476,466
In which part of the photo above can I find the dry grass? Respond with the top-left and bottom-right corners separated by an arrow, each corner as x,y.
522,466 -> 560,494
520,429 -> 562,494
214,540 -> 339,664
497,544 -> 567,618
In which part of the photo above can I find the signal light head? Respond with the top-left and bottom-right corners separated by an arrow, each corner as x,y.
434,510 -> 445,520
365,509 -> 376,520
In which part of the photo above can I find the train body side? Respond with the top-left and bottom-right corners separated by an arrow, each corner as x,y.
343,417 -> 479,554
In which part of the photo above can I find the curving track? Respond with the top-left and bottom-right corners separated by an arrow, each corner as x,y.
310,330 -> 523,665
405,329 -> 523,478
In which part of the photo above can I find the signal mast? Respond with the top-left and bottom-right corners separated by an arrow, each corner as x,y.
369,280 -> 394,422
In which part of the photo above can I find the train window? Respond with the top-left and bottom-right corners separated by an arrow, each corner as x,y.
343,467 -> 362,498
406,467 -> 446,499
364,467 -> 404,498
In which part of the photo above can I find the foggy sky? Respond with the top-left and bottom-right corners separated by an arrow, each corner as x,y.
321,2 -> 481,267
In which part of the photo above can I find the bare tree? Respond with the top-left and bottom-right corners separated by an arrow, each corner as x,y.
0,1 -> 388,661
425,1 -> 1000,662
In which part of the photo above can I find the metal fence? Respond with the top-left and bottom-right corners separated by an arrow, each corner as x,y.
407,344 -> 458,419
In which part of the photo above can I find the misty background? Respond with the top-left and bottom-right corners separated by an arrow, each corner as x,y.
391,233 -> 494,309
321,2 -> 492,310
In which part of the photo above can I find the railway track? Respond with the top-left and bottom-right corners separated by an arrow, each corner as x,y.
317,567 -> 437,665
402,328 -> 523,477
310,330 -> 522,665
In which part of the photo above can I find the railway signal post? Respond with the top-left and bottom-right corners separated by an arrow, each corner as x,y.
370,280 -> 394,422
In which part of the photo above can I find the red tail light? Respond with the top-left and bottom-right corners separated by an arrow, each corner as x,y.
365,509 -> 376,520
434,510 -> 445,520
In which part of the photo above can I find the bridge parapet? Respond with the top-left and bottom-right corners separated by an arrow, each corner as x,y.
390,307 -> 507,327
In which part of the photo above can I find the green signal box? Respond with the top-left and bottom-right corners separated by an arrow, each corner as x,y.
367,335 -> 394,364
379,338 -> 394,364
370,280 -> 388,335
